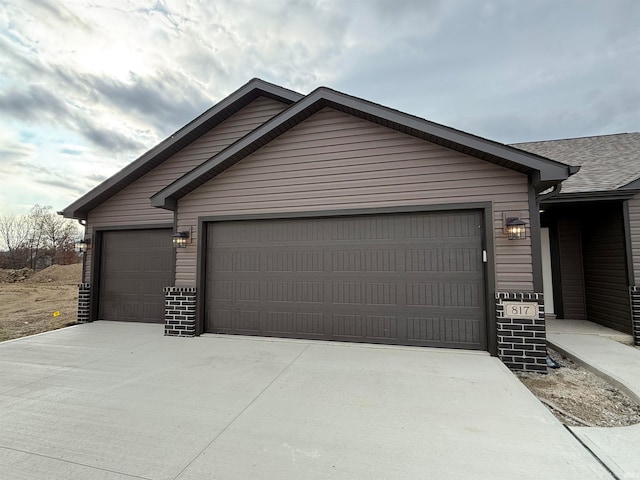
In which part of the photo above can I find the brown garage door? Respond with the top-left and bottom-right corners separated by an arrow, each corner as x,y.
205,211 -> 486,349
99,229 -> 173,323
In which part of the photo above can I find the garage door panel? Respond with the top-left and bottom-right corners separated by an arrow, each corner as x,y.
406,283 -> 440,306
442,283 -> 481,307
446,317 -> 483,344
205,211 -> 486,349
210,308 -> 261,332
364,282 -> 398,305
210,281 -> 233,300
407,317 -> 444,342
330,249 -> 398,272
296,281 -> 324,303
265,311 -> 326,336
332,314 -> 399,340
99,229 -> 173,323
406,316 -> 482,346
236,281 -> 260,301
267,281 -> 295,302
332,281 -> 362,304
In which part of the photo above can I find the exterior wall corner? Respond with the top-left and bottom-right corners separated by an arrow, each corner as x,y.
495,292 -> 547,373
630,286 -> 640,346
164,286 -> 197,337
77,283 -> 92,323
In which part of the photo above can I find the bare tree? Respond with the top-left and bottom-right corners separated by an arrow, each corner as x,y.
0,205 -> 81,270
41,209 -> 79,265
25,205 -> 47,270
0,213 -> 31,269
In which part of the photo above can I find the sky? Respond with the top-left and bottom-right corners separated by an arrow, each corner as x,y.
1,0 -> 639,215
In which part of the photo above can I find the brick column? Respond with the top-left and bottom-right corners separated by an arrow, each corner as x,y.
630,287 -> 640,346
496,292 -> 547,373
77,283 -> 91,323
164,287 -> 197,337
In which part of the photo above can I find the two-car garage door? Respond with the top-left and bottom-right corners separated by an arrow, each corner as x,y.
205,211 -> 486,349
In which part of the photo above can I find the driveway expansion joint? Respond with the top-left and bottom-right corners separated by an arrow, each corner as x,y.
172,344 -> 311,480
562,427 -> 620,480
0,445 -> 154,480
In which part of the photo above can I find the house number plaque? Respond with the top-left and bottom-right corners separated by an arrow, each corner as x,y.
503,302 -> 538,319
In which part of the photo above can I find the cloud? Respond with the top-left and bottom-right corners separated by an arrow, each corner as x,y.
0,85 -> 145,153
82,69 -> 214,134
22,0 -> 91,30
0,85 -> 67,122
60,147 -> 83,155
37,177 -> 87,193
0,0 -> 639,216
0,155 -> 86,196
85,173 -> 109,183
0,142 -> 36,162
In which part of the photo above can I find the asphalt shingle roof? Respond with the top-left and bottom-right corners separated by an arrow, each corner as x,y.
512,132 -> 640,193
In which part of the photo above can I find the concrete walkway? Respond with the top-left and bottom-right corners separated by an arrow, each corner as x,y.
0,322 -> 611,480
547,320 -> 640,479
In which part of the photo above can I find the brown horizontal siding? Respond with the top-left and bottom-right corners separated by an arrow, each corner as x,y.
629,194 -> 640,282
582,205 -> 631,333
205,163 -> 516,189
188,170 -> 519,196
556,217 -> 586,319
176,108 -> 533,291
82,96 -> 288,282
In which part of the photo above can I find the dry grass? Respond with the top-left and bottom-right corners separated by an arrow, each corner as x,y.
0,264 -> 81,342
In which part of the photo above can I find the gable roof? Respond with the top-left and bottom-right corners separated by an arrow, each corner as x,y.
512,132 -> 640,194
61,78 -> 303,220
151,86 -> 576,210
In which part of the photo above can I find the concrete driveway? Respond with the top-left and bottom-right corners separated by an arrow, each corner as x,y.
0,322 -> 610,480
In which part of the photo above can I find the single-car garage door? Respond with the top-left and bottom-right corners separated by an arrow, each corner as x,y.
99,229 -> 173,323
205,211 -> 486,349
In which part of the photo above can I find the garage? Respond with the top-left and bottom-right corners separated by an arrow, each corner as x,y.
62,80 -> 576,369
205,210 -> 486,349
98,229 -> 173,323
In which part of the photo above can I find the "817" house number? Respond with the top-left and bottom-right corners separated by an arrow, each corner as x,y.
503,302 -> 538,319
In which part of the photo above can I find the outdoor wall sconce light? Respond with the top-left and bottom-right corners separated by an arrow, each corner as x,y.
74,238 -> 90,253
505,217 -> 526,240
172,230 -> 190,248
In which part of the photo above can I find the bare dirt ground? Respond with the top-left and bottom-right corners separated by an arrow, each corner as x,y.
0,264 -> 81,342
517,348 -> 640,427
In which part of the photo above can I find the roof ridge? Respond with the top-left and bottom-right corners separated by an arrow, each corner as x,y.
512,132 -> 640,145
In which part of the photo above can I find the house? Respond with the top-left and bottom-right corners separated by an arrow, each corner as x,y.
62,78 -> 578,373
514,134 -> 640,342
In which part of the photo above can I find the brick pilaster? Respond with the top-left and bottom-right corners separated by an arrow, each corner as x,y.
77,283 -> 91,323
496,292 -> 547,373
630,286 -> 640,346
163,287 -> 197,337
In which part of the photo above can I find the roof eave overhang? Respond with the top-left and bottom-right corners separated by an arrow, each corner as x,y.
61,79 -> 304,220
152,88 -> 575,211
62,207 -> 88,221
540,189 -> 640,204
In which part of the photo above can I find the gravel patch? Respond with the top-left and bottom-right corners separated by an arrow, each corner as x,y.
517,348 -> 640,427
